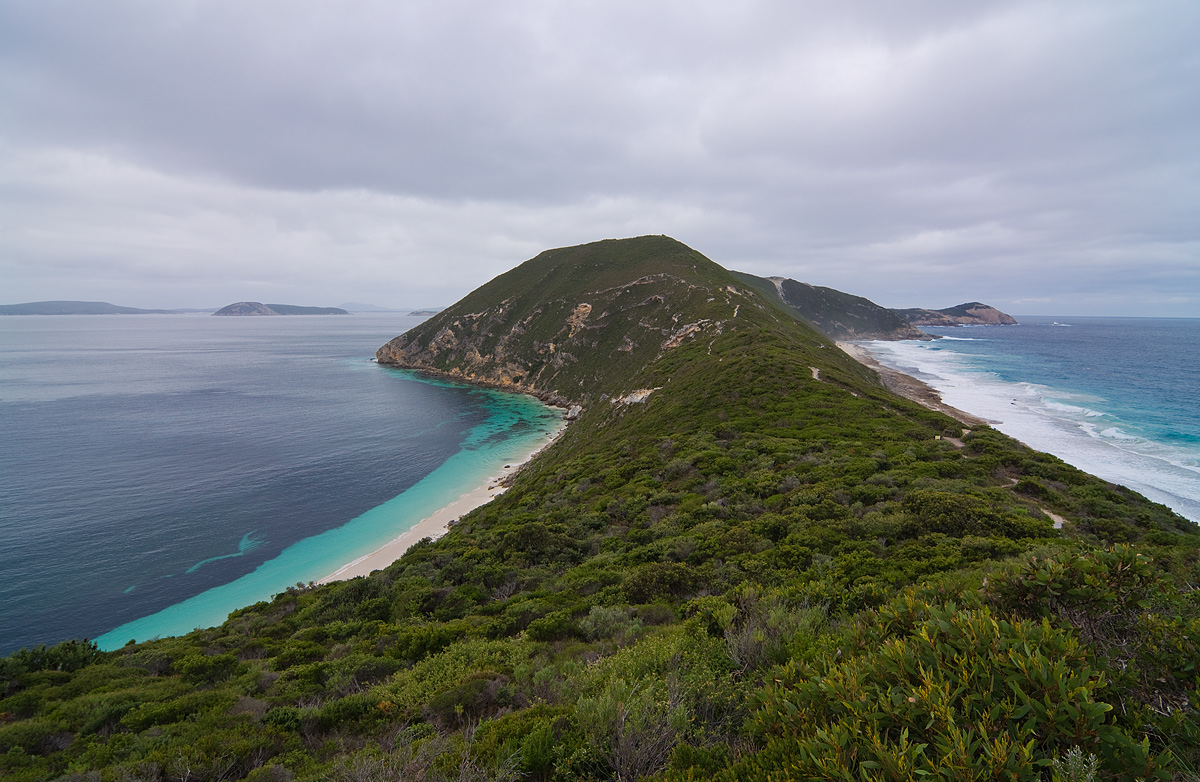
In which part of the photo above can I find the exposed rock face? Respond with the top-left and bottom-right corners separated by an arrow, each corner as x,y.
891,302 -> 1017,327
729,272 -> 928,341
212,302 -> 350,316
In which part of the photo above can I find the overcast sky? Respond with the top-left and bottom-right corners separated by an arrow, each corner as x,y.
2,1 -> 1197,315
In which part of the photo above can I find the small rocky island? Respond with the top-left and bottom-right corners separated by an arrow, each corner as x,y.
212,302 -> 349,316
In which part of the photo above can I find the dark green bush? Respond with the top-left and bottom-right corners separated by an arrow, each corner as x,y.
739,601 -> 1162,780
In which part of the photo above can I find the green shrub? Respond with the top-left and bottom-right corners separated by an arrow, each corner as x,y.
577,676 -> 689,781
471,705 -> 583,781
526,610 -> 578,642
739,601 -> 1162,780
622,562 -> 695,603
121,691 -> 236,731
1,640 -> 100,679
0,716 -> 70,755
422,672 -> 511,730
579,605 -> 643,643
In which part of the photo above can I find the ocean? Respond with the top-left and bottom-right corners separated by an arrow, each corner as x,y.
0,313 -> 562,655
858,316 -> 1200,524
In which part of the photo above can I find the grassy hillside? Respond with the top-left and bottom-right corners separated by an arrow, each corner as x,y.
3,238 -> 1197,781
376,236 -> 871,406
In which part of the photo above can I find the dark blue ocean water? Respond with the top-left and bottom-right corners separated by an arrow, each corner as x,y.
862,316 -> 1200,523
0,314 -> 561,655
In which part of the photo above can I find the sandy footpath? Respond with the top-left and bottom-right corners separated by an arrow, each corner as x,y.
317,421 -> 566,584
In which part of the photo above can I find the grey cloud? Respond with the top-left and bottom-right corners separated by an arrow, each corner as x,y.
1,0 -> 1197,314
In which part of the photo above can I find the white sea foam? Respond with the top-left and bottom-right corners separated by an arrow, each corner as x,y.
860,340 -> 1200,523
1044,401 -> 1106,418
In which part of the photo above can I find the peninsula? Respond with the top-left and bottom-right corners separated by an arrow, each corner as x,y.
4,236 -> 1195,781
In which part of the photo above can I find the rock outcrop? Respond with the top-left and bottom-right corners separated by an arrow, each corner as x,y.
891,302 -> 1017,327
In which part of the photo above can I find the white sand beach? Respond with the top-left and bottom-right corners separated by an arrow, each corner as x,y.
316,421 -> 566,583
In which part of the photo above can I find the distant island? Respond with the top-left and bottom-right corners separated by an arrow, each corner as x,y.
211,302 -> 350,316
0,300 -> 181,316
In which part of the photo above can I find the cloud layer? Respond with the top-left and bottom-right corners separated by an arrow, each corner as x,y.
2,0 -> 1197,314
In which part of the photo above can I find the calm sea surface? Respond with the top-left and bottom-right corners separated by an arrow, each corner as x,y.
0,314 -> 561,655
860,316 -> 1200,523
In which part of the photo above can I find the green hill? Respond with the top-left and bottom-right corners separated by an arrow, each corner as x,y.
377,235 -> 837,405
3,237 -> 1197,781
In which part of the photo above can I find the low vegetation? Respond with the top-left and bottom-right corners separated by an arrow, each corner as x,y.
3,237 -> 1196,780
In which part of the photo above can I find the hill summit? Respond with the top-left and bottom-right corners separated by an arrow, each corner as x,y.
377,235 -> 871,407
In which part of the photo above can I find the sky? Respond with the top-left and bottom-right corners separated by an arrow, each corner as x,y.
2,1 -> 1197,316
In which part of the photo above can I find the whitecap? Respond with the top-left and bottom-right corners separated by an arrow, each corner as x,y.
853,339 -> 1200,523
1044,401 -> 1107,418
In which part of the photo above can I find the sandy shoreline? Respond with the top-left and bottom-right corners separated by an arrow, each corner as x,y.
837,341 -> 990,428
317,420 -> 567,584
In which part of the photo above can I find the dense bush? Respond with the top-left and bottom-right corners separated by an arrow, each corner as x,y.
3,246 -> 1195,781
741,597 -> 1162,780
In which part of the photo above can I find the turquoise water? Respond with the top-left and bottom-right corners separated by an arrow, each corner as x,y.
0,314 -> 561,655
96,381 -> 558,649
